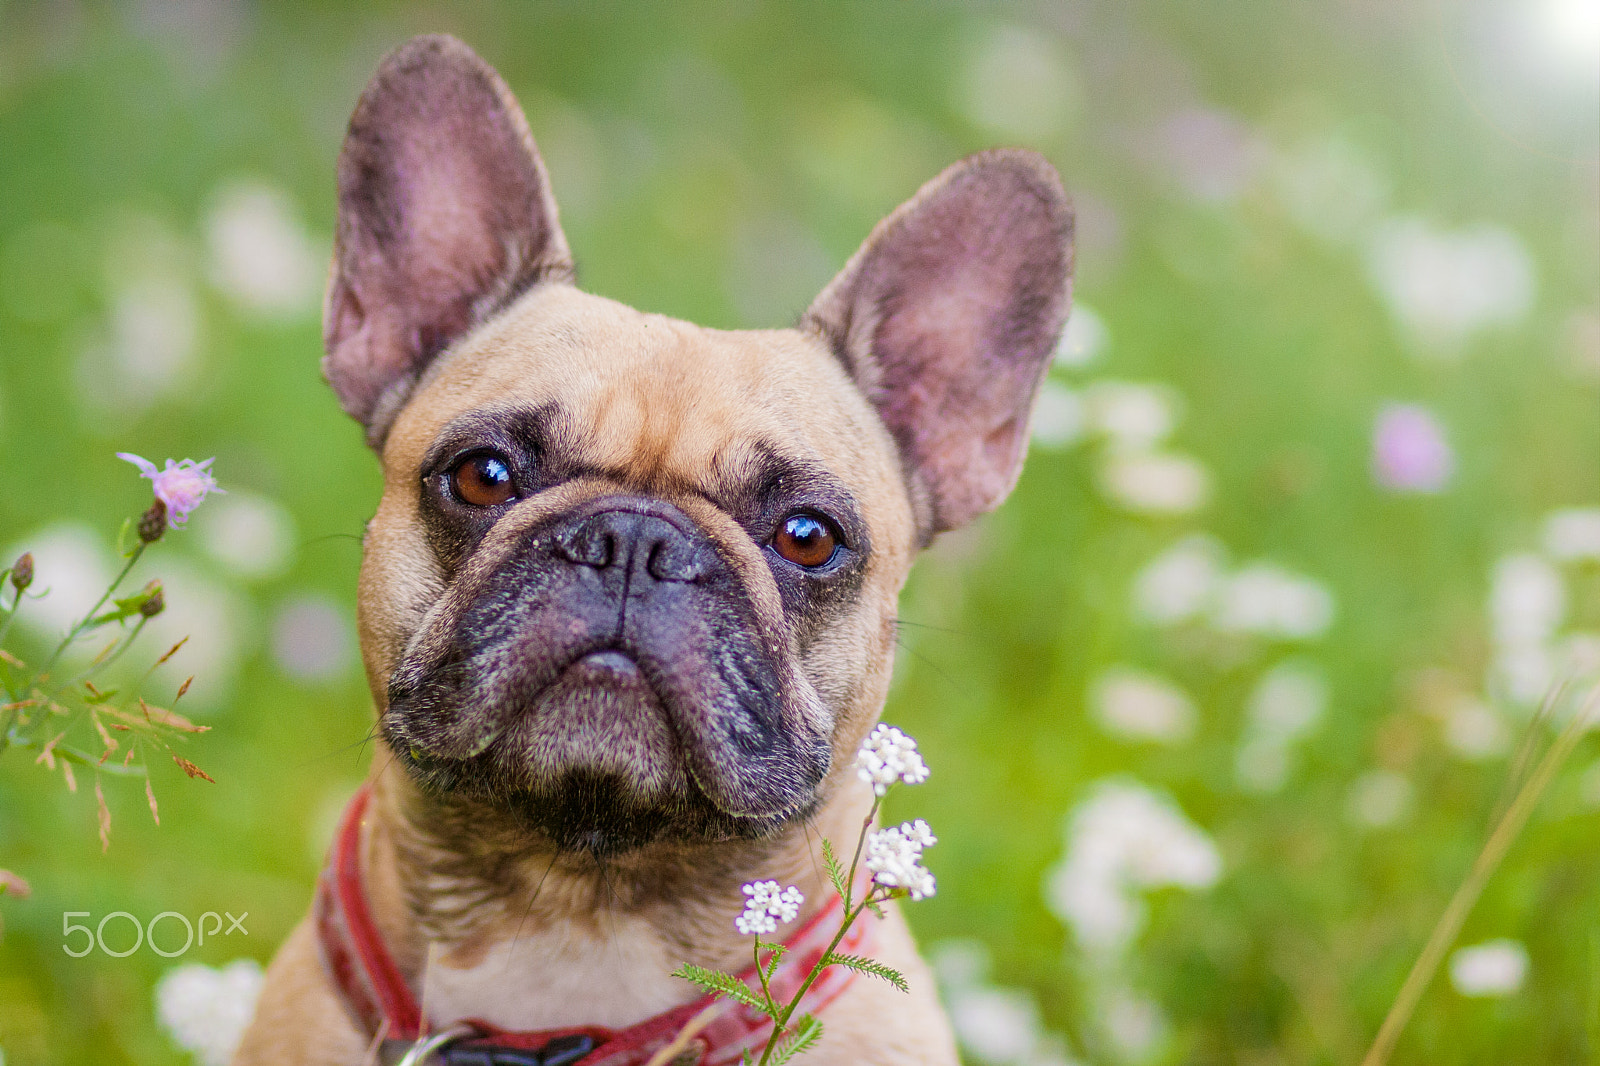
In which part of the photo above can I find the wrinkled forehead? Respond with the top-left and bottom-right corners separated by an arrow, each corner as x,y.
384,286 -> 904,506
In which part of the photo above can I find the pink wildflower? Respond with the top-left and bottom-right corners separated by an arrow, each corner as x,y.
118,453 -> 223,527
1372,404 -> 1453,494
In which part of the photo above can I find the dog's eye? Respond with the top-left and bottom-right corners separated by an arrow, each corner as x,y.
450,452 -> 517,507
771,513 -> 840,569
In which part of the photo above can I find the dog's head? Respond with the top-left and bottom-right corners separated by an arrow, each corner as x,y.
327,36 -> 1072,858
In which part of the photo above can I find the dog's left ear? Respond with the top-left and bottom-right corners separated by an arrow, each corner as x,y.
324,34 -> 573,444
803,149 -> 1072,539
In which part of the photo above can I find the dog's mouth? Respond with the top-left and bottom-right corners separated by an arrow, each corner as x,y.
434,645 -> 670,762
382,646 -> 813,856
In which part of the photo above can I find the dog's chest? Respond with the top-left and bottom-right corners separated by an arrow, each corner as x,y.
420,923 -> 699,1030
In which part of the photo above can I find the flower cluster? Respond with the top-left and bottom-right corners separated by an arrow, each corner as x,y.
118,453 -> 223,528
1043,780 -> 1220,954
735,880 -> 804,936
865,819 -> 938,901
855,724 -> 929,795
155,958 -> 264,1066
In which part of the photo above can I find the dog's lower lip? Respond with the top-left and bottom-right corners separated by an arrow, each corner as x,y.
568,649 -> 643,680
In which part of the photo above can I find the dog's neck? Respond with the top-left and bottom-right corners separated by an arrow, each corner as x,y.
356,766 -> 872,1031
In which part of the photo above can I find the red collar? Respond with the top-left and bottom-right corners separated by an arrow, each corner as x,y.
315,786 -> 868,1065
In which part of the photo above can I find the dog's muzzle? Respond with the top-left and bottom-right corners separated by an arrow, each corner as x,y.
381,495 -> 830,852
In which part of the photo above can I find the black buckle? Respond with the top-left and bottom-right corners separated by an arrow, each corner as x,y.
441,1034 -> 596,1066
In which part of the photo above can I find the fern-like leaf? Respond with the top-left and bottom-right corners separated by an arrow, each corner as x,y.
821,837 -> 847,899
768,1013 -> 824,1065
761,941 -> 790,981
670,964 -> 770,1015
822,952 -> 909,993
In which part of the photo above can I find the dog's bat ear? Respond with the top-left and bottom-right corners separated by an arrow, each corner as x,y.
802,149 -> 1072,539
324,34 -> 573,445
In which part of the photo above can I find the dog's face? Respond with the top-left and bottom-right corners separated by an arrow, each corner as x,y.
363,288 -> 914,854
325,36 -> 1071,858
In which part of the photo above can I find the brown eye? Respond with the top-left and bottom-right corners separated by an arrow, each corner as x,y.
772,513 -> 839,568
450,452 -> 517,507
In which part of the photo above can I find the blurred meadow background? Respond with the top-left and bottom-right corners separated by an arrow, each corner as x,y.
1,1 -> 1598,1063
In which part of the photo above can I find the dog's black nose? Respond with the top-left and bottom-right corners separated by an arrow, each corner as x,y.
552,509 -> 712,583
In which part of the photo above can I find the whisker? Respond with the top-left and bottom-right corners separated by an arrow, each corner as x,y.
504,851 -> 561,975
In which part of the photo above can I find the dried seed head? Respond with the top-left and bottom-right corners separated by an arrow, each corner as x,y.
138,499 -> 168,544
10,552 -> 33,592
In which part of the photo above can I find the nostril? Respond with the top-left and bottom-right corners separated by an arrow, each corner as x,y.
549,507 -> 713,581
556,523 -> 614,568
647,536 -> 711,583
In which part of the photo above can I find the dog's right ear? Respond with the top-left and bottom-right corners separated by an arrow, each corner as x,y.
324,34 -> 572,445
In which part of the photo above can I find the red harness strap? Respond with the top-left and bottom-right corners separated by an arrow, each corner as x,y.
315,787 -> 869,1065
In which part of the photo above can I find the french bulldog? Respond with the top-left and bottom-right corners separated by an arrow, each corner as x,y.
236,33 -> 1071,1066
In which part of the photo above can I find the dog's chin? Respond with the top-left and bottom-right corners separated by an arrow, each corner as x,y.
385,660 -> 815,858
393,757 -> 805,860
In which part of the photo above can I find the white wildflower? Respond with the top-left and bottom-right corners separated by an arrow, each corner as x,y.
1490,553 -> 1565,648
1098,451 -> 1210,516
1043,780 -> 1220,954
955,24 -> 1078,143
1054,303 -> 1108,368
1158,106 -> 1267,204
948,985 -> 1042,1064
856,723 -> 929,795
196,491 -> 296,580
1269,132 -> 1389,245
5,523 -> 114,638
1492,644 -> 1556,707
1234,737 -> 1292,795
1346,770 -> 1413,829
1101,986 -> 1169,1062
1558,632 -> 1600,682
1091,668 -> 1196,744
138,559 -> 246,710
1083,381 -> 1178,451
1212,562 -> 1335,641
932,940 -> 1087,1066
1030,380 -> 1086,449
1442,698 -> 1511,761
930,938 -> 993,991
1246,662 -> 1328,739
155,958 -> 264,1066
204,180 -> 323,318
272,594 -> 356,683
1132,534 -> 1226,626
83,271 -> 201,412
1366,217 -> 1534,351
1235,662 -> 1328,792
1449,939 -> 1528,997
735,880 -> 804,936
1543,507 -> 1600,562
865,819 -> 938,900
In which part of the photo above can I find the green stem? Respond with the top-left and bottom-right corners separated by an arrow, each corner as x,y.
36,544 -> 144,680
756,888 -> 882,1066
754,936 -> 775,1007
4,729 -> 146,776
0,582 -> 22,649
755,792 -> 886,1062
841,795 -> 881,912
66,617 -> 149,686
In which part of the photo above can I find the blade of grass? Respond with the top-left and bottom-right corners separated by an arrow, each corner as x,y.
1361,683 -> 1598,1066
